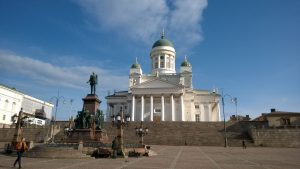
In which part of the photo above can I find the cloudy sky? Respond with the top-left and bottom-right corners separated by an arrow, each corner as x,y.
0,0 -> 299,120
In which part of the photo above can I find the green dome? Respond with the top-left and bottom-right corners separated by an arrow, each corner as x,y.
181,60 -> 191,67
152,38 -> 174,48
131,63 -> 141,69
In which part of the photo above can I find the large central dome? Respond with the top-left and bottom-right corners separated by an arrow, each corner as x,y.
152,34 -> 174,49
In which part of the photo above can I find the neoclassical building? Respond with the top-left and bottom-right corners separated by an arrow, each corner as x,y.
0,84 -> 53,126
106,33 -> 221,122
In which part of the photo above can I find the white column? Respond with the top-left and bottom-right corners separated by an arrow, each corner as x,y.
164,55 -> 166,68
180,94 -> 185,121
141,95 -> 144,121
208,104 -> 212,121
218,102 -> 221,121
132,95 -> 135,121
150,95 -> 153,121
200,104 -> 205,121
107,103 -> 109,117
113,105 -> 116,116
161,95 -> 165,121
158,55 -> 161,68
171,94 -> 174,121
127,102 -> 130,115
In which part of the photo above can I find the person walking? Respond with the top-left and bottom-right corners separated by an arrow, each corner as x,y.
14,137 -> 28,168
111,137 -> 119,158
242,140 -> 247,149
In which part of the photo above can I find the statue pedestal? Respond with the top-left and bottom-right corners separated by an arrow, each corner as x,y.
82,94 -> 101,115
66,129 -> 109,144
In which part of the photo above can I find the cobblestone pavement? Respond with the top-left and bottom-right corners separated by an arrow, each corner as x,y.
1,145 -> 299,169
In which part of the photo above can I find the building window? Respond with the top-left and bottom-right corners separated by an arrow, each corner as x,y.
155,62 -> 158,68
281,118 -> 291,125
2,115 -> 6,121
195,114 -> 200,122
4,100 -> 9,110
154,109 -> 161,113
160,61 -> 164,68
195,105 -> 199,109
160,55 -> 164,60
12,102 -> 16,112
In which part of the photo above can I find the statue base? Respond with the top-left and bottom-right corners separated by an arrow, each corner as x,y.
82,94 -> 101,115
66,128 -> 109,144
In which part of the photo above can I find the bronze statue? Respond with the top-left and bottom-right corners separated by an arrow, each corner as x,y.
87,72 -> 98,95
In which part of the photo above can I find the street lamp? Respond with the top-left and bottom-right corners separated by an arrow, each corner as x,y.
221,91 -> 237,148
111,108 -> 130,157
12,108 -> 23,143
49,90 -> 65,143
231,97 -> 238,120
69,99 -> 74,120
135,122 -> 148,145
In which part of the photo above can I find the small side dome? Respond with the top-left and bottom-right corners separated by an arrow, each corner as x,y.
181,56 -> 191,67
131,63 -> 141,69
152,30 -> 174,49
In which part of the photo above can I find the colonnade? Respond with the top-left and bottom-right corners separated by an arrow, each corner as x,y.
131,94 -> 185,122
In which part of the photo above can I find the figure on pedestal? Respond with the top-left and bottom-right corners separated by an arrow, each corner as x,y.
87,72 -> 98,95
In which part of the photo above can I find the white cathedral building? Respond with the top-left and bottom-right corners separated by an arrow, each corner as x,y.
106,33 -> 221,122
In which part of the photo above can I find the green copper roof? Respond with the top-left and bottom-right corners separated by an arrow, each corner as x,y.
152,31 -> 174,49
131,63 -> 141,69
181,60 -> 191,67
152,38 -> 174,48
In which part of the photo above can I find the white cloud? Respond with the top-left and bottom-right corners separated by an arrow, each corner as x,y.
0,50 -> 128,91
76,0 -> 207,47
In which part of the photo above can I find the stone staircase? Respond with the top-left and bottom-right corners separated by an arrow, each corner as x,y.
101,121 -> 254,147
0,121 -> 259,147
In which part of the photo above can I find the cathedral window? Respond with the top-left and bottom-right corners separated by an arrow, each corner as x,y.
155,62 -> 158,68
2,114 -> 6,121
195,114 -> 200,122
195,105 -> 199,109
161,61 -> 164,68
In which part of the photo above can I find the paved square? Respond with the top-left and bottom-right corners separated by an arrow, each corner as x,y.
1,145 -> 299,169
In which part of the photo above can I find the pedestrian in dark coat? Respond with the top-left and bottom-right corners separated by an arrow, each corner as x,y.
111,137 -> 119,158
242,140 -> 247,149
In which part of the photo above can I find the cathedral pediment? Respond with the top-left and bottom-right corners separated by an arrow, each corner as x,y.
133,78 -> 183,89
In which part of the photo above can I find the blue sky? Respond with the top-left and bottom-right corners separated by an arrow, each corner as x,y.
0,0 -> 299,120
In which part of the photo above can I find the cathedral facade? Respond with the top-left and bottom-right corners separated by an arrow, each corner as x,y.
106,33 -> 221,122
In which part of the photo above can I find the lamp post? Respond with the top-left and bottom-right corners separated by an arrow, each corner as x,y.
49,90 -> 65,143
12,108 -> 23,143
135,122 -> 148,145
111,108 -> 130,157
221,91 -> 237,148
231,97 -> 238,120
69,99 -> 74,120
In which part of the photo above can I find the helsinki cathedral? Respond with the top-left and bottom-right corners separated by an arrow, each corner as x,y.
106,32 -> 221,122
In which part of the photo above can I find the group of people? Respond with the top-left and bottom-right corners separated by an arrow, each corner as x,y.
8,136 -> 247,167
